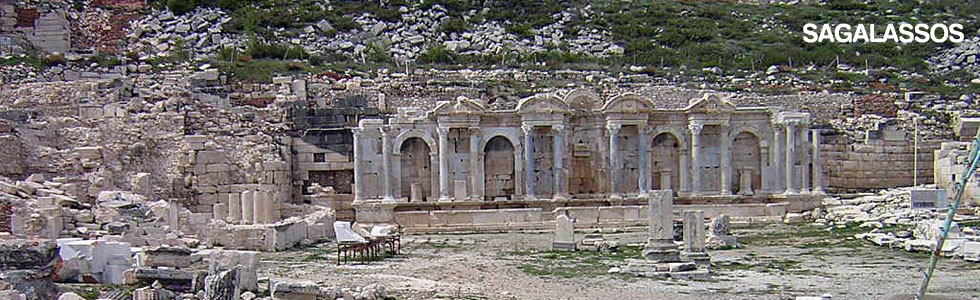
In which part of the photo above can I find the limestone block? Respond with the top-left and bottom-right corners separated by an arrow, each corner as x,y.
209,250 -> 259,291
227,193 -> 241,223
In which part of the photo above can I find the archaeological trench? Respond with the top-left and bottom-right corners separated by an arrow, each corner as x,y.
2,1 -> 980,300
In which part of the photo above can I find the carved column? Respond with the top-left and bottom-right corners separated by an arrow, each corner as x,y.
638,125 -> 651,194
720,124 -> 732,195
552,125 -> 567,200
811,129 -> 824,193
381,126 -> 394,202
522,124 -> 536,200
784,122 -> 797,194
772,124 -> 784,193
688,123 -> 703,196
760,142 -> 770,192
437,126 -> 452,202
607,123 -> 622,199
352,128 -> 365,203
679,147 -> 690,193
469,127 -> 482,200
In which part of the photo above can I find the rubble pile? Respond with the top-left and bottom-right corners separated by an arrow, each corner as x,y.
123,4 -> 622,62
126,8 -> 231,61
0,239 -> 60,300
806,187 -> 980,262
929,32 -> 980,77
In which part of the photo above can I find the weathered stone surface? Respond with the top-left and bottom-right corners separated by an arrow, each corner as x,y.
0,239 -> 60,300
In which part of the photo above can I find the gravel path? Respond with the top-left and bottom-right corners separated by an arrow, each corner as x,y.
262,223 -> 980,300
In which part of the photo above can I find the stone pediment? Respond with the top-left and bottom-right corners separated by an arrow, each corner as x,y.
685,94 -> 736,114
600,93 -> 653,114
517,94 -> 570,114
431,97 -> 485,116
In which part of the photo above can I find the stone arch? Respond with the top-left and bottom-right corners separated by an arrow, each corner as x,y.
484,136 -> 516,200
393,129 -> 437,155
651,126 -> 688,150
651,132 -> 682,193
729,126 -> 762,145
399,137 -> 433,202
731,131 -> 762,195
479,129 -> 521,153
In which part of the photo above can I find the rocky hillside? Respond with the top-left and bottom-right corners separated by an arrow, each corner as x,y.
1,0 -> 978,95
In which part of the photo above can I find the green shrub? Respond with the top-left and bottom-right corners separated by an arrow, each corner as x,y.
439,17 -> 470,34
418,46 -> 458,64
42,53 -> 66,67
166,0 -> 198,15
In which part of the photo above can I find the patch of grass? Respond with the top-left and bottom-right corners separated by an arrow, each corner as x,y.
508,245 -> 642,278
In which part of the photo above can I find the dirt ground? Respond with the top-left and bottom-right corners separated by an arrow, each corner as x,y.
262,222 -> 980,300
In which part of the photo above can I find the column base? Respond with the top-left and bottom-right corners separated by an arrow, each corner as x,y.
381,196 -> 396,204
552,194 -> 569,202
680,251 -> 711,268
610,193 -> 623,200
643,239 -> 680,262
524,195 -> 537,201
438,196 -> 453,203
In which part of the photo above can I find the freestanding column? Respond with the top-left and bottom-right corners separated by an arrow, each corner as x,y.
643,190 -> 679,262
240,190 -> 253,225
720,124 -> 732,195
437,126 -> 452,202
607,123 -> 622,199
784,122 -> 797,194
811,129 -> 824,193
352,128 -> 365,203
638,125 -> 651,194
688,123 -> 703,196
522,124 -> 536,200
227,193 -> 241,223
380,126 -> 394,202
469,127 -> 481,200
552,125 -> 567,200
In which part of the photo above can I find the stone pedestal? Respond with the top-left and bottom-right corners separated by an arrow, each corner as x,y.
738,169 -> 754,196
454,179 -> 468,201
680,210 -> 710,267
410,183 -> 423,202
659,171 -> 672,192
553,214 -> 575,251
643,190 -> 680,262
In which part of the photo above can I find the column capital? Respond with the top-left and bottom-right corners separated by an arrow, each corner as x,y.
606,123 -> 622,134
688,123 -> 703,134
551,124 -> 566,132
380,125 -> 392,137
521,124 -> 534,135
437,126 -> 450,136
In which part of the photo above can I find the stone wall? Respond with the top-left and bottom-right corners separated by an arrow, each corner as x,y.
821,131 -> 938,192
934,141 -> 980,205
